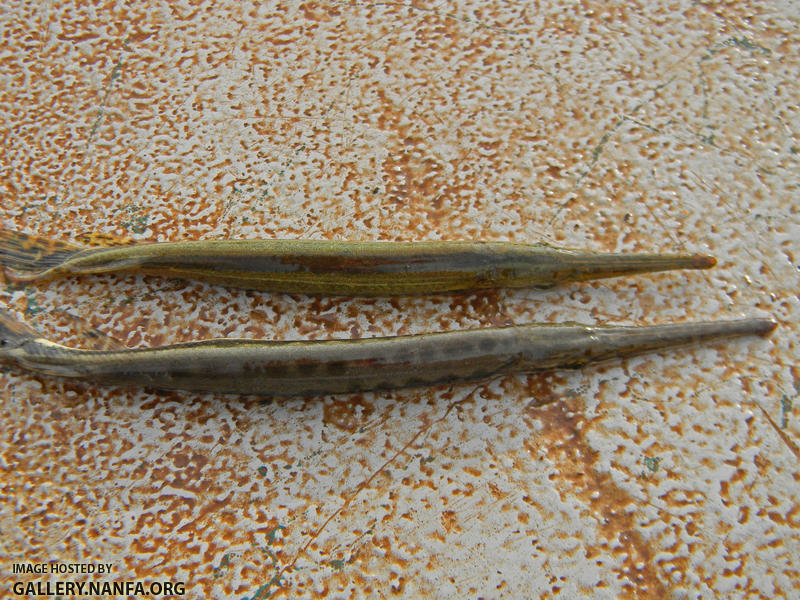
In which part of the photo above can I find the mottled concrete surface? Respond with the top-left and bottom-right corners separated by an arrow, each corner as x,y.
1,1 -> 798,598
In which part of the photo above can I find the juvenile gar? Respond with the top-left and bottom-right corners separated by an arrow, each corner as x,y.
0,309 -> 775,397
0,229 -> 715,295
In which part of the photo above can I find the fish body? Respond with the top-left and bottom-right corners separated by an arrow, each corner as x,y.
0,229 -> 715,295
0,310 -> 775,397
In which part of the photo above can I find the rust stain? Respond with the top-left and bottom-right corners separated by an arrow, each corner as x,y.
521,371 -> 567,407
528,400 -> 670,598
440,510 -> 461,534
270,392 -> 477,598
322,395 -> 375,433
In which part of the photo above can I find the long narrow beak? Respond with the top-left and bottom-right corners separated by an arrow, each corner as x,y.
557,252 -> 716,283
584,317 -> 776,362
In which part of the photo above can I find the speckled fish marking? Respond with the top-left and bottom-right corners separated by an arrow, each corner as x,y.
0,309 -> 775,396
0,229 -> 715,295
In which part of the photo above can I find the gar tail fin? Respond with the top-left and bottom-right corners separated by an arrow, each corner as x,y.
0,229 -> 85,283
0,307 -> 42,351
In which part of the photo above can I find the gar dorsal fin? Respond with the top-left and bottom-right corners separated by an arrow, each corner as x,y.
74,231 -> 133,248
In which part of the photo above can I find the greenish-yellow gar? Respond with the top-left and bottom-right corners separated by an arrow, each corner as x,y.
0,229 -> 715,295
0,309 -> 775,396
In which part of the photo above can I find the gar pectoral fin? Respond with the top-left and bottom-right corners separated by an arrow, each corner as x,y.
0,229 -> 86,282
